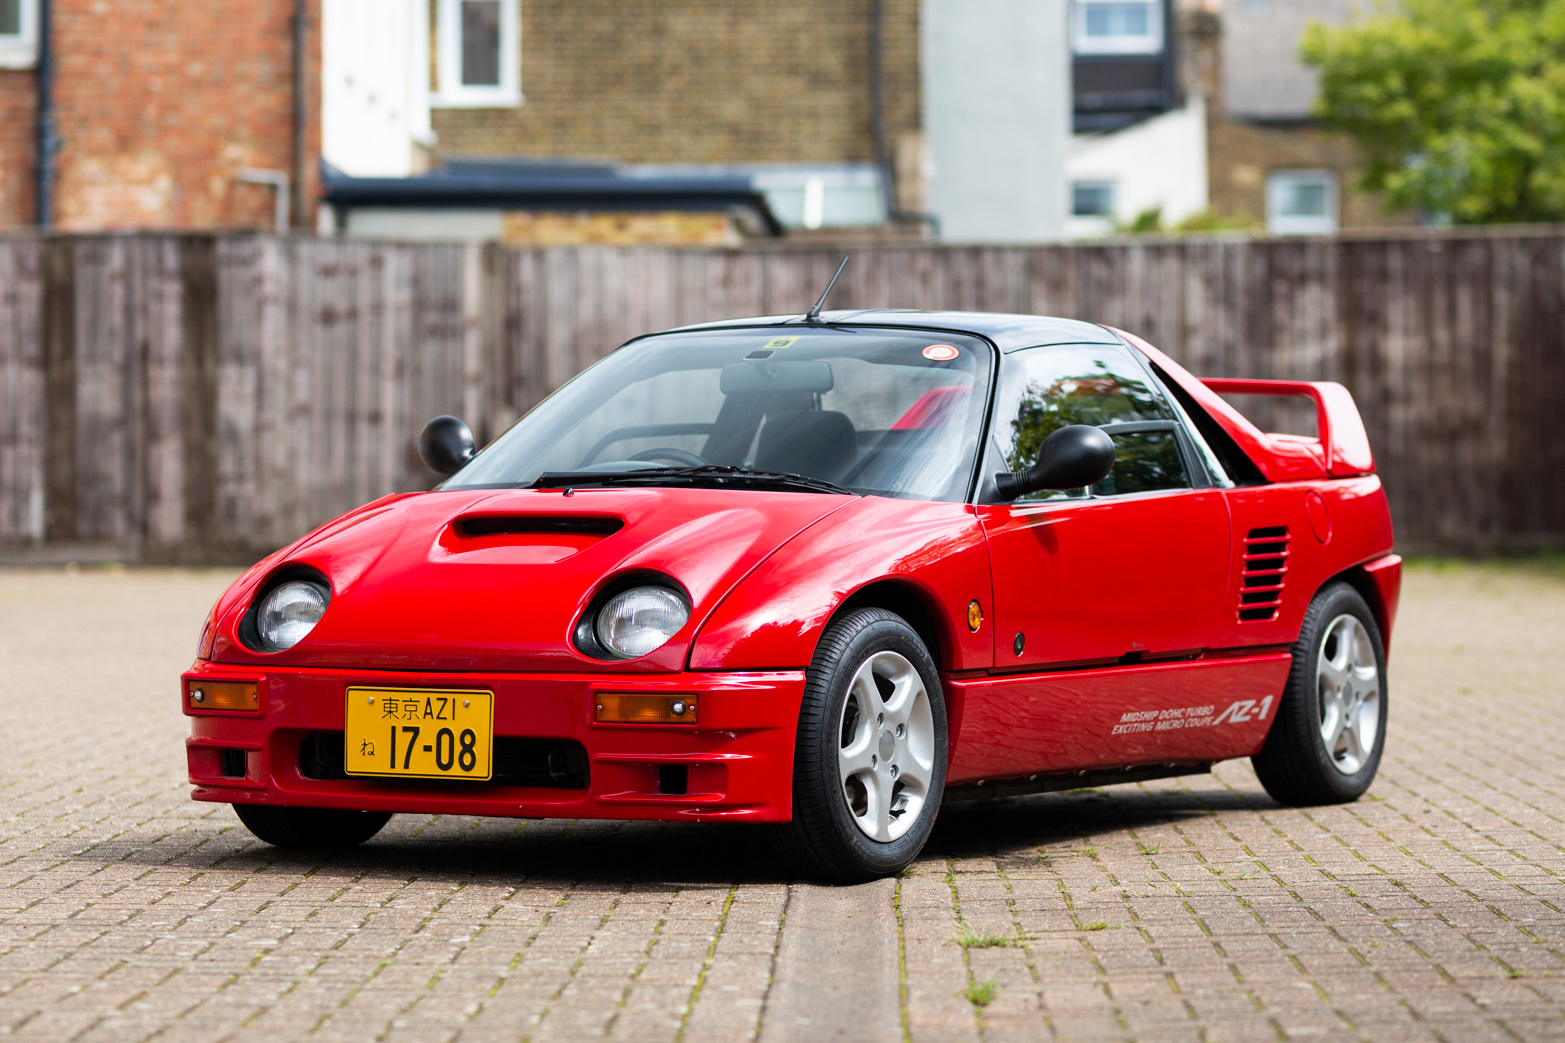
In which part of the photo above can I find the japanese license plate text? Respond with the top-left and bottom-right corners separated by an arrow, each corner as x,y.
343,687 -> 494,781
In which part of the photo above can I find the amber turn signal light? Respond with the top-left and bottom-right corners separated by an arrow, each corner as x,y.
188,681 -> 259,711
595,693 -> 697,724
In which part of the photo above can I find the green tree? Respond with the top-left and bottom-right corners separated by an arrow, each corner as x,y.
1302,0 -> 1565,223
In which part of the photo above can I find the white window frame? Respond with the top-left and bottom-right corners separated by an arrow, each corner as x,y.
0,0 -> 39,70
1072,0 -> 1164,56
433,0 -> 521,108
1266,169 -> 1338,236
1071,180 -> 1116,218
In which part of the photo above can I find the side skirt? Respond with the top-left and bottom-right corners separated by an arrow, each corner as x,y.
945,761 -> 1212,802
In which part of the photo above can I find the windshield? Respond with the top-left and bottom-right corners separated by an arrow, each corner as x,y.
449,326 -> 995,501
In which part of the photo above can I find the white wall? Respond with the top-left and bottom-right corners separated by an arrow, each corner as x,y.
344,208 -> 504,241
1223,0 -> 1357,120
921,0 -> 1070,242
1066,95 -> 1207,238
322,0 -> 435,178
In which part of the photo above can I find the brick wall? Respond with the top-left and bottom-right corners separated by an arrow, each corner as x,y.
0,0 -> 320,231
1207,119 -> 1413,232
430,0 -> 920,166
0,70 -> 33,226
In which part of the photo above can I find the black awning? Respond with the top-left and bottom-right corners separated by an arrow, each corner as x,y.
321,163 -> 783,235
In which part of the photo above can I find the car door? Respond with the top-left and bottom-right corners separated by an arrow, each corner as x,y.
978,341 -> 1232,665
961,341 -> 1240,777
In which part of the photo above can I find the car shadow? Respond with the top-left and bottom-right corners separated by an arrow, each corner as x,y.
99,782 -> 1276,887
927,783 -> 1276,864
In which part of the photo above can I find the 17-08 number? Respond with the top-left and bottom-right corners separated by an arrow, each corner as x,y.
386,725 -> 478,772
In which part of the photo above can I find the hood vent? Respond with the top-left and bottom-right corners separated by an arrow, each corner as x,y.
456,515 -> 624,538
1238,526 -> 1289,622
439,514 -> 626,564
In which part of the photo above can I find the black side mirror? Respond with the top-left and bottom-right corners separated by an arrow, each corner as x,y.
418,415 -> 476,476
994,424 -> 1116,501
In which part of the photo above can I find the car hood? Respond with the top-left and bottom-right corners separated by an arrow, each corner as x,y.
208,486 -> 852,672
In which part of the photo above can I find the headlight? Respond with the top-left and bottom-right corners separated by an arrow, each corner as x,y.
256,580 -> 330,651
596,586 -> 690,658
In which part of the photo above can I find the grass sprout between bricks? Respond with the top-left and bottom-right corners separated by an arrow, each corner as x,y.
964,979 -> 1000,1007
956,926 -> 1012,949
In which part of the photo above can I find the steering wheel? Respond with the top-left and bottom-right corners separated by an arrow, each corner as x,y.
628,447 -> 709,468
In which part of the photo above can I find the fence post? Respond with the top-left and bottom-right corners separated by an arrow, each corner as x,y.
41,238 -> 75,544
180,236 -> 219,558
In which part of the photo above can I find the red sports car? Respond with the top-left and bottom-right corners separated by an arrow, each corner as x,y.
183,310 -> 1399,882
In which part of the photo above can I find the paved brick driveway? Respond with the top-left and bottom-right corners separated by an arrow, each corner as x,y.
1,562 -> 1563,1041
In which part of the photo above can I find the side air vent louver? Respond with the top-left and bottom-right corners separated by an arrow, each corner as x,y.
1238,526 -> 1290,622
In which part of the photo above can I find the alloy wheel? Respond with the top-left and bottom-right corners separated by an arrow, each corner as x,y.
836,651 -> 935,842
1316,613 -> 1381,775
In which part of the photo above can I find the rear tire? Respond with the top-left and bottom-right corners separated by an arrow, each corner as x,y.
1253,582 -> 1387,805
772,608 -> 947,883
233,804 -> 392,849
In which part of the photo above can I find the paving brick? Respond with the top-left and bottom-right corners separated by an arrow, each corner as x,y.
1,563 -> 1564,1039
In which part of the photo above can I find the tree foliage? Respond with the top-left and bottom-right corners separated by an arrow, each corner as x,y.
1302,0 -> 1565,223
1004,373 -> 1185,499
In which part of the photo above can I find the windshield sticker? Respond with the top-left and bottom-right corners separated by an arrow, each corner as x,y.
761,336 -> 801,350
923,344 -> 960,361
1110,697 -> 1274,735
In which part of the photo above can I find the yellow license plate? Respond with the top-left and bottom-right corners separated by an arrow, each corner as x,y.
344,687 -> 494,781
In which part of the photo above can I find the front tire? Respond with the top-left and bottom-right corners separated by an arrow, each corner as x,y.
233,804 -> 393,849
773,608 -> 947,883
1253,582 -> 1387,805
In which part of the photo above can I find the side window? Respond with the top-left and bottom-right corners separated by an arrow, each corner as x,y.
994,343 -> 1190,500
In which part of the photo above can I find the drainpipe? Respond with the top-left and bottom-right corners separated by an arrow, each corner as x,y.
35,0 -> 58,226
1162,0 -> 1179,110
290,0 -> 307,229
238,168 -> 291,233
870,0 -> 893,219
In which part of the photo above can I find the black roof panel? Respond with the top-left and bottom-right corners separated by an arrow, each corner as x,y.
665,310 -> 1124,353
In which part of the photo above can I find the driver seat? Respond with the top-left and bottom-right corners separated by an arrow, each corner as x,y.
754,410 -> 857,482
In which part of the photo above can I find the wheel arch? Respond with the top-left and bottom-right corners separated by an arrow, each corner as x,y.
831,579 -> 949,672
825,578 -> 964,763
1317,555 -> 1402,656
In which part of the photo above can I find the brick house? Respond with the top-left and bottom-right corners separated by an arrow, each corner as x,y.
0,0 -> 319,231
2,0 -> 1076,242
321,0 -> 929,243
1059,0 -> 1414,239
430,1 -> 920,186
323,0 -> 1072,243
1205,0 -> 1412,234
1065,0 -> 1211,236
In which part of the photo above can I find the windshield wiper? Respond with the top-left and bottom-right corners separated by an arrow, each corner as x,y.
530,464 -> 854,495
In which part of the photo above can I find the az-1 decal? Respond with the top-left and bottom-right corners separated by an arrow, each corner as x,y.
1111,697 -> 1275,736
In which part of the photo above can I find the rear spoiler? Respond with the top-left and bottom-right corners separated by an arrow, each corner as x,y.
1112,328 -> 1375,481
1200,379 -> 1374,479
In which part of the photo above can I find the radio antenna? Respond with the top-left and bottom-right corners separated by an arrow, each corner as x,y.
803,256 -> 850,323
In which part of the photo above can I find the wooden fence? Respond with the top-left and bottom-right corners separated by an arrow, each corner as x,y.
1,230 -> 1562,560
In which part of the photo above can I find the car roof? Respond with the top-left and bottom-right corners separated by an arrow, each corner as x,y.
663,309 -> 1125,353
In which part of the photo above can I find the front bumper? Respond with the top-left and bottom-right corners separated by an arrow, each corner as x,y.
182,662 -> 807,822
